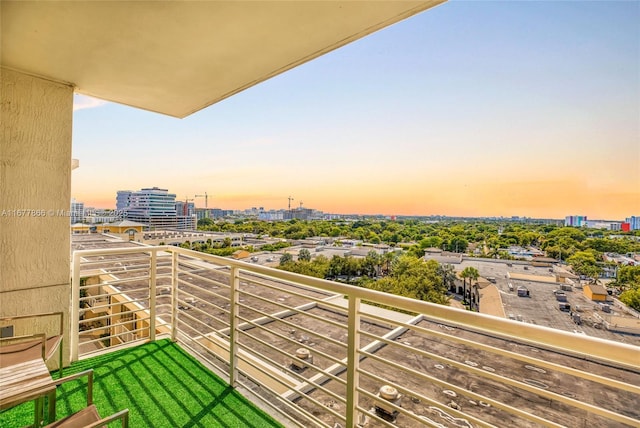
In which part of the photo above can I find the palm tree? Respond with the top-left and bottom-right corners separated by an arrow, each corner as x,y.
381,251 -> 396,276
437,263 -> 457,292
460,266 -> 479,305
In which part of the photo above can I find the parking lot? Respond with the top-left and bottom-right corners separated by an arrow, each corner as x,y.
457,259 -> 640,347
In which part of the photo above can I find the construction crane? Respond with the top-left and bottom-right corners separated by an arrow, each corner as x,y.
287,196 -> 294,212
195,192 -> 209,208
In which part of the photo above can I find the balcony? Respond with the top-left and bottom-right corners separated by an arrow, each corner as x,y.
6,244 -> 639,427
1,339 -> 283,427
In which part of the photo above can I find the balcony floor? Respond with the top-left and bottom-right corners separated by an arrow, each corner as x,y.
0,339 -> 283,427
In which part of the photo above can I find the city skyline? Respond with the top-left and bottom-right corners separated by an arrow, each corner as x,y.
71,1 -> 639,220
77,190 -> 637,223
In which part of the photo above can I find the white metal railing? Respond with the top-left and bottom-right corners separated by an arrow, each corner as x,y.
71,246 -> 640,428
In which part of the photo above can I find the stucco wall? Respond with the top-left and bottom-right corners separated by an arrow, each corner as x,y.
0,68 -> 73,363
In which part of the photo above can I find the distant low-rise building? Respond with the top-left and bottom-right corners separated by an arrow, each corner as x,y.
503,246 -> 544,259
232,250 -> 251,260
553,266 -> 579,284
259,210 -> 285,221
424,248 -> 463,265
195,208 -> 233,220
602,253 -> 637,266
585,220 -> 622,230
104,220 -> 146,235
71,223 -> 90,234
72,220 -> 146,235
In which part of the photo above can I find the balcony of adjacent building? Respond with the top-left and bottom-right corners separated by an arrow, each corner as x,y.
4,244 -> 639,427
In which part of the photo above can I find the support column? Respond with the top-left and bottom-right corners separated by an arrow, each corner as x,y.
0,68 -> 74,367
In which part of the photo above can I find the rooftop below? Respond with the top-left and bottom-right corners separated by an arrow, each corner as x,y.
65,241 -> 640,427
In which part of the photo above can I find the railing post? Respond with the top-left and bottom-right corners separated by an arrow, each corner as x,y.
70,251 -> 81,362
346,295 -> 361,427
229,266 -> 240,387
171,250 -> 178,342
149,249 -> 157,342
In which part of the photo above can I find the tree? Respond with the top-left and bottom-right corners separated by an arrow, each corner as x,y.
327,255 -> 345,279
381,251 -> 396,276
298,248 -> 311,262
447,237 -> 468,253
419,236 -> 444,249
619,287 -> 640,312
407,244 -> 425,259
614,265 -> 640,311
370,256 -> 449,304
567,251 -> 601,279
343,255 -> 360,281
460,266 -> 479,303
437,263 -> 457,292
615,265 -> 640,289
198,217 -> 214,227
544,245 -> 572,262
279,253 -> 293,266
363,251 -> 381,277
519,231 -> 541,247
460,266 -> 479,285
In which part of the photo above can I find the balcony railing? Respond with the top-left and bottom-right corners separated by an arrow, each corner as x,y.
71,246 -> 640,428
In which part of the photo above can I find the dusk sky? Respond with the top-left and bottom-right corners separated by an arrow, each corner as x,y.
71,1 -> 639,220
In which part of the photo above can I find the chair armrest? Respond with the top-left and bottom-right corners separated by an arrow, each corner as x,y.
85,408 -> 129,428
45,335 -> 63,360
54,369 -> 94,405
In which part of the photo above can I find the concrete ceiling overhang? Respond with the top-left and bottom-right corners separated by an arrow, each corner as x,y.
1,1 -> 444,118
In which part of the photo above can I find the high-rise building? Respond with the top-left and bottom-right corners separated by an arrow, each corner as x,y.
70,198 -> 84,224
118,187 -> 178,229
565,215 -> 587,227
625,216 -> 640,231
116,191 -> 133,211
175,201 -> 197,229
175,201 -> 195,217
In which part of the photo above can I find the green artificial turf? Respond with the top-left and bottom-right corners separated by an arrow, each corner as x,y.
0,339 -> 283,427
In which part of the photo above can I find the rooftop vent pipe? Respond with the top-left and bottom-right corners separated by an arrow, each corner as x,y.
290,348 -> 313,372
374,385 -> 401,422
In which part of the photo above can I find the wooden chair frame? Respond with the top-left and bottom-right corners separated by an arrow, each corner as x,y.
0,312 -> 64,376
45,369 -> 129,428
0,333 -> 56,426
